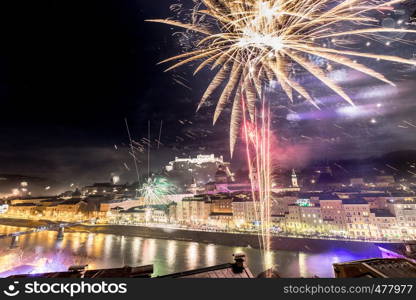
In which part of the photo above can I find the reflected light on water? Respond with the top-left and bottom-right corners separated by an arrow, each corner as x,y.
120,236 -> 126,254
103,235 -> 114,260
58,233 -> 68,249
0,225 -> 383,278
186,243 -> 199,270
46,231 -> 55,249
92,235 -> 104,258
85,233 -> 94,257
0,252 -> 23,274
299,252 -> 308,278
166,240 -> 177,267
71,233 -> 81,253
131,237 -> 142,263
141,239 -> 156,264
264,251 -> 274,271
205,244 -> 216,266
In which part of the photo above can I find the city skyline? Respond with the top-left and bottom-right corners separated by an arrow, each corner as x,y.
0,1 -> 416,184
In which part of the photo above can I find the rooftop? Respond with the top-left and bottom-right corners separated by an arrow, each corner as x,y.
388,199 -> 416,204
334,258 -> 416,278
120,207 -> 145,214
210,212 -> 233,217
341,198 -> 368,205
59,199 -> 86,205
232,196 -> 252,203
388,192 -> 415,198
182,196 -> 207,202
318,194 -> 340,201
40,198 -> 63,204
370,209 -> 395,218
11,202 -> 38,207
358,193 -> 388,198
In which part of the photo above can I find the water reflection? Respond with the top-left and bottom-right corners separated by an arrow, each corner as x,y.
186,243 -> 199,270
0,225 -> 382,278
298,252 -> 308,278
166,240 -> 177,267
141,239 -> 156,265
131,237 -> 141,263
205,244 -> 216,266
103,235 -> 113,260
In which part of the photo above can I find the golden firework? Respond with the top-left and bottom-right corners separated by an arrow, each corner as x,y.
148,0 -> 416,154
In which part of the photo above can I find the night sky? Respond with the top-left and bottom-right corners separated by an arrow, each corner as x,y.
0,0 -> 416,187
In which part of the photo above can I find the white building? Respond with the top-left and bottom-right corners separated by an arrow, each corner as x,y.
387,199 -> 416,239
232,198 -> 260,228
165,154 -> 234,185
342,198 -> 375,239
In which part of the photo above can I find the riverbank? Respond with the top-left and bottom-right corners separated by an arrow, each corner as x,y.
0,218 -> 396,253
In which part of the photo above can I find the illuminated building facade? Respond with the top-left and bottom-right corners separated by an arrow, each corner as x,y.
387,198 -> 416,239
232,195 -> 260,228
82,182 -> 130,199
342,198 -> 375,239
177,195 -> 211,224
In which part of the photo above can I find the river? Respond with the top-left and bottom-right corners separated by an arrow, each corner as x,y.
0,225 -> 382,278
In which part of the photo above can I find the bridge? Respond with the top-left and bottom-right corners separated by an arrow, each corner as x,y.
0,221 -> 86,248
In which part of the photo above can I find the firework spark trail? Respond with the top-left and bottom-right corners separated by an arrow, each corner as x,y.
125,118 -> 141,192
149,0 -> 416,273
242,96 -> 272,269
157,120 -> 163,149
242,101 -> 264,256
148,120 -> 151,178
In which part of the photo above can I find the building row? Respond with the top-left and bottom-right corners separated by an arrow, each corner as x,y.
3,188 -> 416,241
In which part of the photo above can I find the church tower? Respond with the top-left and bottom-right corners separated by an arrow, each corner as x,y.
291,169 -> 299,188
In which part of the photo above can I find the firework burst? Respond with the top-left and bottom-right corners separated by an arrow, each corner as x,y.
140,176 -> 175,206
148,0 -> 416,154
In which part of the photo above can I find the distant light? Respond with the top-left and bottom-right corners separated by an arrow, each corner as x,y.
370,118 -> 377,124
365,41 -> 371,47
385,41 -> 391,46
20,181 -> 28,187
45,186 -> 51,190
112,175 -> 120,184
376,103 -> 382,108
287,113 -> 301,121
337,105 -> 361,117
